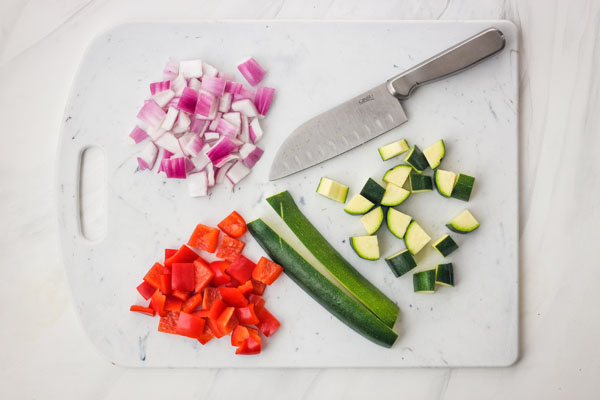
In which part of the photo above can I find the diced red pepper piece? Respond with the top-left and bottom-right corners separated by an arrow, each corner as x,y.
226,255 -> 256,283
251,279 -> 266,295
130,305 -> 156,316
188,224 -> 220,253
172,263 -> 195,292
160,265 -> 172,295
218,211 -> 247,238
248,294 -> 266,314
223,278 -> 242,288
237,280 -> 254,295
218,287 -> 249,307
164,248 -> 177,263
256,306 -> 280,337
216,235 -> 246,261
236,329 -> 261,355
207,318 -> 226,339
201,287 -> 222,310
171,289 -> 191,301
209,261 -> 231,286
175,312 -> 206,339
193,310 -> 210,318
252,257 -> 283,285
150,289 -> 167,317
136,281 -> 156,300
182,292 -> 203,313
165,295 -> 183,311
216,306 -> 239,336
197,323 -> 215,345
158,311 -> 180,334
193,258 -> 214,293
231,325 -> 250,347
165,244 -> 199,267
208,298 -> 227,321
143,262 -> 164,289
235,304 -> 260,325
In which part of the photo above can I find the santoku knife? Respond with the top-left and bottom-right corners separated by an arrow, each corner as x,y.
269,28 -> 506,181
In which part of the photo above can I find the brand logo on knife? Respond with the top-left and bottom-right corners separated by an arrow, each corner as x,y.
358,94 -> 375,104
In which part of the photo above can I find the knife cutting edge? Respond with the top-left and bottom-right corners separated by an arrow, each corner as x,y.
269,28 -> 506,181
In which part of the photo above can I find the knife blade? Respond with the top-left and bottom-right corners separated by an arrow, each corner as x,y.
269,28 -> 506,181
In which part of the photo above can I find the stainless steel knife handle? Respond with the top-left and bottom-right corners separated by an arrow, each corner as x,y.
387,28 -> 506,100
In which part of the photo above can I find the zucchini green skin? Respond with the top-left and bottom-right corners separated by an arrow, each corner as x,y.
404,145 -> 429,172
451,173 -> 475,201
413,269 -> 436,293
432,234 -> 459,257
267,191 -> 399,328
248,219 -> 398,348
409,171 -> 433,192
360,178 -> 386,205
385,249 -> 417,278
435,263 -> 454,286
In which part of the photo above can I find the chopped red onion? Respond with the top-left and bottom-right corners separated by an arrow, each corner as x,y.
237,57 -> 266,86
190,117 -> 208,134
154,132 -> 182,154
152,89 -> 175,108
209,112 -> 222,131
218,72 -> 234,81
195,92 -> 217,119
225,81 -> 243,94
147,125 -> 166,141
150,80 -> 171,95
240,143 -> 264,168
203,131 -> 220,142
191,151 -> 211,170
178,131 -> 196,156
187,171 -> 209,197
233,87 -> 256,102
179,60 -> 203,79
249,118 -> 263,143
222,112 -> 241,127
163,61 -> 179,80
254,86 -> 275,116
137,142 -> 158,171
219,93 -> 232,112
171,74 -> 187,96
161,157 -> 188,179
215,153 -> 240,168
161,106 -> 179,131
172,112 -> 191,134
201,76 -> 226,96
137,100 -> 166,127
231,99 -> 258,118
188,78 -> 202,91
129,126 -> 148,144
216,118 -> 239,138
205,137 -> 237,163
203,62 -> 219,77
206,163 -> 215,186
239,115 -> 249,143
184,134 -> 205,157
177,88 -> 199,114
215,162 -> 234,184
226,161 -> 251,184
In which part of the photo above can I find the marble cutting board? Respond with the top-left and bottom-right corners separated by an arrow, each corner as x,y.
56,20 -> 518,367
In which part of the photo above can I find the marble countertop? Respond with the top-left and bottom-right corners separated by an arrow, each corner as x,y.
1,0 -> 598,398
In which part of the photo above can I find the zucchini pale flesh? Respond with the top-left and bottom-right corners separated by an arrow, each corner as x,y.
248,219 -> 398,348
267,191 -> 399,328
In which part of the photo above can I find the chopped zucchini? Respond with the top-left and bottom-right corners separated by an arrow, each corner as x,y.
360,178 -> 386,205
378,139 -> 409,161
385,249 -> 417,278
404,221 -> 431,255
404,145 -> 429,172
380,182 -> 410,206
446,209 -> 480,233
413,269 -> 436,293
386,208 -> 412,239
316,177 -> 349,203
431,234 -> 459,257
344,194 -> 374,215
434,169 -> 456,197
409,171 -> 433,193
350,236 -> 380,261
423,140 -> 446,169
435,263 -> 454,287
451,173 -> 475,201
360,206 -> 384,235
383,164 -> 412,187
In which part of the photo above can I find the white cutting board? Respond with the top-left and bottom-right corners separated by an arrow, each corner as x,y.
57,20 -> 518,367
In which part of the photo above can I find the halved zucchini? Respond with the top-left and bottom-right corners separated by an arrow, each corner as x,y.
381,183 -> 410,206
434,169 -> 456,197
404,221 -> 431,255
409,171 -> 433,193
385,249 -> 417,277
350,235 -> 380,260
446,209 -> 480,233
383,164 -> 412,187
360,206 -> 384,235
316,177 -> 349,203
404,145 -> 429,173
413,269 -> 436,293
451,173 -> 475,201
431,234 -> 459,257
423,140 -> 446,169
378,139 -> 409,161
344,194 -> 374,215
360,178 -> 385,205
435,263 -> 454,287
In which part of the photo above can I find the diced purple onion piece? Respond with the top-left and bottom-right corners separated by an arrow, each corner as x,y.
171,74 -> 187,96
129,126 -> 148,144
137,142 -> 158,171
206,163 -> 215,186
191,151 -> 210,170
216,118 -> 239,138
150,80 -> 171,95
201,76 -> 226,96
152,89 -> 175,108
177,88 -> 199,114
188,78 -> 202,91
215,153 -> 240,168
222,112 -> 241,127
190,117 -> 207,134
249,118 -> 263,143
202,62 -> 219,77
215,162 -> 234,184
203,131 -> 220,142
218,72 -> 234,81
209,112 -> 222,131
178,131 -> 196,156
187,171 -> 209,197
231,99 -> 258,118
154,132 -> 182,154
137,100 -> 166,127
226,161 -> 251,185
172,112 -> 191,134
225,81 -> 243,94
233,87 -> 256,102
205,137 -> 237,163
195,92 -> 217,118
161,106 -> 179,131
161,157 -> 188,179
219,92 -> 232,112
254,86 -> 275,116
184,134 -> 205,157
239,115 -> 249,143
240,143 -> 264,168
237,57 -> 266,86
179,60 -> 203,78
163,61 -> 179,80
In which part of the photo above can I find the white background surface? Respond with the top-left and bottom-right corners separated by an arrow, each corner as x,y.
1,0 -> 599,398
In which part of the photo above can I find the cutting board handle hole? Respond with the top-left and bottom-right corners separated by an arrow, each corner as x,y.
78,146 -> 106,242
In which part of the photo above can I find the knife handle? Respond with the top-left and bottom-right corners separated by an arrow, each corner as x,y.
387,28 -> 505,100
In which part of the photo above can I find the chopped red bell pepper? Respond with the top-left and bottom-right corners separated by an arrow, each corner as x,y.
202,287 -> 222,310
150,289 -> 167,317
215,235 -> 246,261
218,287 -> 249,307
216,306 -> 239,336
165,295 -> 183,311
207,298 -> 227,321
172,263 -> 195,292
143,262 -> 164,289
251,279 -> 266,295
256,306 -> 280,337
164,248 -> 177,262
226,255 -> 256,283
252,257 -> 283,285
188,224 -> 220,253
158,311 -> 180,334
235,329 -> 261,355
160,265 -> 172,294
130,305 -> 156,316
175,312 -> 206,339
235,304 -> 260,325
193,310 -> 210,318
209,261 -> 231,286
223,277 -> 242,288
197,323 -> 215,345
248,294 -> 265,314
171,289 -> 191,301
165,244 -> 199,267
136,281 -> 156,300
193,258 -> 214,293
207,318 -> 226,339
182,292 -> 203,313
231,325 -> 250,347
218,211 -> 247,238
237,280 -> 254,295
